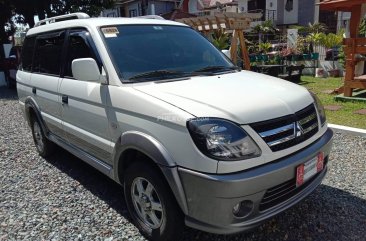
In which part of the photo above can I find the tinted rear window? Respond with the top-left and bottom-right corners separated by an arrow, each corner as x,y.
33,31 -> 65,75
21,37 -> 36,72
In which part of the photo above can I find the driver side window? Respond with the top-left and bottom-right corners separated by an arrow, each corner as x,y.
64,30 -> 98,79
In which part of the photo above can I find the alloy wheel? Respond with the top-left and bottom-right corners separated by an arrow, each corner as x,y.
131,177 -> 164,229
33,121 -> 44,152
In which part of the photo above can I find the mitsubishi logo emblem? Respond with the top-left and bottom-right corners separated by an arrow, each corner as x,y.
295,122 -> 304,137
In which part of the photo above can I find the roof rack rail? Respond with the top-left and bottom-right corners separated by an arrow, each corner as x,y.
134,15 -> 165,20
34,12 -> 90,27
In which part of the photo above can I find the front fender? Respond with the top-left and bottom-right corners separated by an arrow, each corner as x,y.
113,131 -> 176,172
112,131 -> 189,214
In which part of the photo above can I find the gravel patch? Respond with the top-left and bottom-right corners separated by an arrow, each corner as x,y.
0,87 -> 365,241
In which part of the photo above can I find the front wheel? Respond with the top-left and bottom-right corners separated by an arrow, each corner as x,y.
124,162 -> 184,241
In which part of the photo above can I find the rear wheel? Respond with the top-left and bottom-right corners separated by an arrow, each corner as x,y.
31,117 -> 55,157
124,162 -> 184,241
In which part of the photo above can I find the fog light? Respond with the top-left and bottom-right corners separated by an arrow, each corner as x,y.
232,200 -> 254,218
233,203 -> 241,214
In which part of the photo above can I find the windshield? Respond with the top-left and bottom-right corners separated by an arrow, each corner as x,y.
101,25 -> 235,81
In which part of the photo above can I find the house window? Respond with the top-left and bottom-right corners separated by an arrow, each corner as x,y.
120,7 -> 126,17
285,0 -> 293,12
248,0 -> 257,11
129,9 -> 137,17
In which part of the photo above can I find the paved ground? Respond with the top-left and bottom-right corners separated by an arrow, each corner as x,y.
0,87 -> 365,241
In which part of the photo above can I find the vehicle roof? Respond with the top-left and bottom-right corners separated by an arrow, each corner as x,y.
27,17 -> 187,36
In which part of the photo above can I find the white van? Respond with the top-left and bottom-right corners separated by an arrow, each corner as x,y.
17,13 -> 333,241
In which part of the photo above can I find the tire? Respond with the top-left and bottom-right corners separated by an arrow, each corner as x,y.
30,116 -> 55,157
124,162 -> 184,241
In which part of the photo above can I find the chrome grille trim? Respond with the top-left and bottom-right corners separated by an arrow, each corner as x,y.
259,123 -> 294,138
298,113 -> 317,125
302,122 -> 318,134
267,134 -> 296,147
251,104 -> 319,152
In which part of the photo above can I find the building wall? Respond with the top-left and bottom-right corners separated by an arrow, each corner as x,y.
266,0 -> 277,21
147,1 -> 175,15
225,5 -> 239,13
266,0 -> 277,11
100,8 -> 120,17
298,0 -> 315,26
102,1 -> 177,17
127,1 -> 141,16
188,0 -> 199,13
283,0 -> 298,25
238,0 -> 248,13
277,0 -> 284,24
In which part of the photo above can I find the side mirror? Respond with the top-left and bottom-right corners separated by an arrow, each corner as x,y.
72,58 -> 106,83
221,49 -> 231,59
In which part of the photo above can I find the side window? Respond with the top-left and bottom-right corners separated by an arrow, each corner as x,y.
33,31 -> 65,75
20,36 -> 35,72
64,31 -> 96,78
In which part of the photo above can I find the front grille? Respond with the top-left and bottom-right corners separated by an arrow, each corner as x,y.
251,104 -> 319,152
259,158 -> 327,211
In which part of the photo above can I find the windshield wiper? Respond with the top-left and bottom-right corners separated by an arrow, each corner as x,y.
192,65 -> 240,74
129,70 -> 188,81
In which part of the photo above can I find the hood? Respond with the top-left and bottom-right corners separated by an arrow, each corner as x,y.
133,71 -> 314,124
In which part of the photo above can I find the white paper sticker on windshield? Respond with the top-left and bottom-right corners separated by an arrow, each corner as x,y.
102,27 -> 119,38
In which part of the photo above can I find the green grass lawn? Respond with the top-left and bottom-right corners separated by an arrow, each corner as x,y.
299,76 -> 366,129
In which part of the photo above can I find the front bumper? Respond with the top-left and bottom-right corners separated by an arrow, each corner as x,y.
179,128 -> 333,234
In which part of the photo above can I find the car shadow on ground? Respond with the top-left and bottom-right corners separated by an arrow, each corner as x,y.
43,149 -> 366,241
298,80 -> 316,86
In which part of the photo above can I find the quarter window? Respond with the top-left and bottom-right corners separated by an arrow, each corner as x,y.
20,37 -> 35,72
33,31 -> 65,75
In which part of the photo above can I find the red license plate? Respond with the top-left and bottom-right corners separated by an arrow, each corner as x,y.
296,152 -> 324,187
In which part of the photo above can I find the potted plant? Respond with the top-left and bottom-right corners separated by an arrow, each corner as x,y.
211,29 -> 230,50
258,42 -> 271,62
280,47 -> 295,62
321,32 -> 343,77
306,32 -> 325,60
295,36 -> 308,61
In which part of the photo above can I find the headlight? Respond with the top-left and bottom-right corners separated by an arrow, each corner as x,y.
310,92 -> 326,126
187,118 -> 261,161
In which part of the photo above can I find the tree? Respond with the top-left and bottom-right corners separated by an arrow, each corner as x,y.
0,0 -> 14,44
5,0 -> 115,31
1,0 -> 116,45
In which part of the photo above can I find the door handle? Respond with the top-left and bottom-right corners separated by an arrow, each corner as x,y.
62,95 -> 68,104
32,87 -> 36,94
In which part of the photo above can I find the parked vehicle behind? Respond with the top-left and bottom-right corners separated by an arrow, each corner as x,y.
3,46 -> 21,88
17,13 -> 333,241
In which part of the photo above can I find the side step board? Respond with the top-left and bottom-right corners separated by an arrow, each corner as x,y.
48,133 -> 113,178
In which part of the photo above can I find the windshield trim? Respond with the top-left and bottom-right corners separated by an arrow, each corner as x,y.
98,24 -> 236,84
